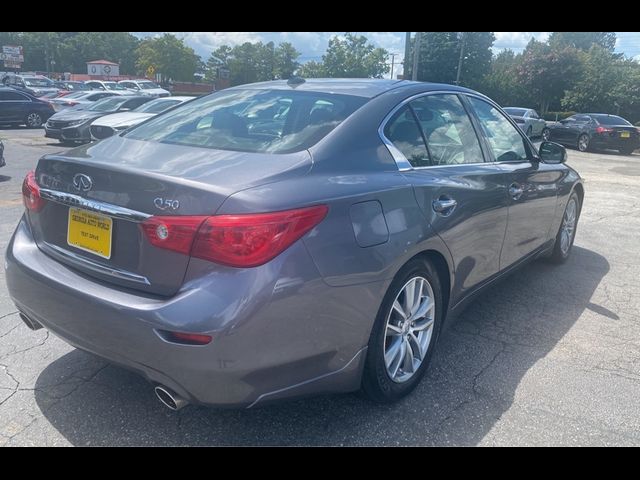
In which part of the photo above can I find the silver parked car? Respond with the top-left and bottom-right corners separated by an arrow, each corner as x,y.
503,107 -> 546,138
7,79 -> 583,410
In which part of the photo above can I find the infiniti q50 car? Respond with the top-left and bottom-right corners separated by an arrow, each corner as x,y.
6,79 -> 583,409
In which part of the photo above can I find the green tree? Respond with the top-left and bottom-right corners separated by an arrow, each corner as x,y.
205,41 -> 300,86
297,60 -> 326,78
405,32 -> 495,89
517,39 -> 582,113
136,33 -> 200,81
320,33 -> 389,78
548,32 -> 617,52
480,49 -> 530,107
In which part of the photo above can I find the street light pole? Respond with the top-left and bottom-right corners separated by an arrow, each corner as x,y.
455,32 -> 466,86
404,32 -> 411,79
390,53 -> 397,79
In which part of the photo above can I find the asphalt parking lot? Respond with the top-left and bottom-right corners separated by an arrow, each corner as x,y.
1,127 -> 639,446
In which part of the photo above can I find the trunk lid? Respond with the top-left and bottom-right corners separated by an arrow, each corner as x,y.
30,135 -> 311,296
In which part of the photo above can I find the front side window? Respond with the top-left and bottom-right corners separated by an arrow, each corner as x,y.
468,97 -> 529,162
125,89 -> 367,154
383,105 -> 430,167
410,94 -> 485,165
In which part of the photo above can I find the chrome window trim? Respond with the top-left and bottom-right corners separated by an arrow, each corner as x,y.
379,90 -> 537,170
39,188 -> 152,222
41,242 -> 151,286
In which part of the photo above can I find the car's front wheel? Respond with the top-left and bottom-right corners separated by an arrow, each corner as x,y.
25,112 -> 43,128
361,257 -> 443,403
549,192 -> 581,263
542,128 -> 551,141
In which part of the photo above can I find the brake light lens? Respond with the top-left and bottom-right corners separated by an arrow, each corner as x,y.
158,330 -> 212,346
22,171 -> 45,212
141,205 -> 328,268
596,126 -> 613,134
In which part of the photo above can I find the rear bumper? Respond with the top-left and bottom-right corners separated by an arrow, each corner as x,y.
5,215 -> 380,407
591,134 -> 640,151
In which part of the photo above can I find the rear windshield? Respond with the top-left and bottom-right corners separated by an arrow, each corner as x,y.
503,108 -> 527,117
593,115 -> 631,126
125,89 -> 367,154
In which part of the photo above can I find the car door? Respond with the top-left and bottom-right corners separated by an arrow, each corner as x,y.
0,90 -> 31,122
466,96 -> 560,269
383,93 -> 509,300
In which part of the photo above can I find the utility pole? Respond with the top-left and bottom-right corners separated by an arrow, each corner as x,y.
455,32 -> 466,86
411,32 -> 422,81
403,32 -> 411,79
390,53 -> 397,79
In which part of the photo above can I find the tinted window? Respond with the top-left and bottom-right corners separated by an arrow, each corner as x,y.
410,94 -> 485,165
468,97 -> 529,162
503,108 -> 527,117
87,96 -> 129,112
122,98 -> 150,109
575,115 -> 591,123
126,89 -> 366,154
0,91 -> 29,101
383,105 -> 430,167
592,115 -> 631,126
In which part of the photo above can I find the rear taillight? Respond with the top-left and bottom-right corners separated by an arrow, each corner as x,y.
596,126 -> 613,134
141,205 -> 328,268
22,171 -> 45,212
157,330 -> 212,346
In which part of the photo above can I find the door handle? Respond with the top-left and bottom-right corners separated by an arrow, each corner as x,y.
432,196 -> 457,216
509,183 -> 524,200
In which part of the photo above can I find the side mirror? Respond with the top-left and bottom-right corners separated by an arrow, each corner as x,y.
538,141 -> 567,164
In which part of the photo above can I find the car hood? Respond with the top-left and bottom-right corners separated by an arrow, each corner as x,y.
49,109 -> 109,121
92,112 -> 155,128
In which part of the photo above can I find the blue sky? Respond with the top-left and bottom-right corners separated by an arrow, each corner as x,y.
132,32 -> 640,78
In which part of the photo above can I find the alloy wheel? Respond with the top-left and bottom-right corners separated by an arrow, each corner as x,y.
578,135 -> 589,152
384,276 -> 435,383
560,198 -> 577,256
26,113 -> 42,128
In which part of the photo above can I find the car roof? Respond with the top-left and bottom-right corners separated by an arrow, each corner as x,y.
227,78 -> 476,99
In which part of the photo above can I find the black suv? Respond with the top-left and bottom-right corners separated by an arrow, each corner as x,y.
0,87 -> 55,128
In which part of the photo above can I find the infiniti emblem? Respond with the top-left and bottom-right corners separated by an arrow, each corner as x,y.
72,173 -> 93,192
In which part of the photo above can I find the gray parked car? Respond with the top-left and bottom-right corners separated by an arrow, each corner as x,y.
6,79 -> 584,410
503,107 -> 547,138
0,139 -> 4,168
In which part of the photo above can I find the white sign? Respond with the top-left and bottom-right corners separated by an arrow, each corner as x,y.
2,45 -> 23,56
0,53 -> 24,62
87,63 -> 119,77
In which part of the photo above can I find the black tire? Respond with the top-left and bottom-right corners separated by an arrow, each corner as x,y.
361,257 -> 444,403
24,112 -> 43,128
577,134 -> 590,152
549,192 -> 581,264
526,126 -> 532,137
542,128 -> 550,141
619,146 -> 635,156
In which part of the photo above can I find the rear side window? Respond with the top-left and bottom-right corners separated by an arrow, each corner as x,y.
468,97 -> 529,162
383,106 -> 430,167
125,89 -> 367,154
410,94 -> 485,165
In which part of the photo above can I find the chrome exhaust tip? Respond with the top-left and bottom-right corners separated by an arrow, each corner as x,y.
19,312 -> 43,331
154,385 -> 187,411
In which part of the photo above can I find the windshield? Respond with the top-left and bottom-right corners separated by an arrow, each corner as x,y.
67,82 -> 89,90
125,89 -> 366,154
503,108 -> 527,117
87,96 -> 129,112
134,98 -> 183,113
593,115 -> 631,126
103,82 -> 127,91
24,77 -> 54,87
139,81 -> 160,90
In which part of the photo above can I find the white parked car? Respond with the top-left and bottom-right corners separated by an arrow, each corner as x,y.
49,91 -> 119,111
118,79 -> 171,98
85,80 -> 135,95
89,96 -> 192,139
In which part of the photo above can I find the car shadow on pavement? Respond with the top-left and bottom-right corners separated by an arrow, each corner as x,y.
34,246 -> 609,446
0,175 -> 10,183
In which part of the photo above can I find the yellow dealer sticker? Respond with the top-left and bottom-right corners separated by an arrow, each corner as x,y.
67,208 -> 113,259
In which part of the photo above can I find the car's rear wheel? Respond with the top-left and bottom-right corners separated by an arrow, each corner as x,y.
577,134 -> 590,152
542,128 -> 550,141
25,112 -> 43,128
361,257 -> 443,403
549,192 -> 581,263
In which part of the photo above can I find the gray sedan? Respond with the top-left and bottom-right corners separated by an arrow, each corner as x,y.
6,79 -> 583,410
503,107 -> 547,138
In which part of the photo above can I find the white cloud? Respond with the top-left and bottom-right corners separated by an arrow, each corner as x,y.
493,32 -> 550,52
